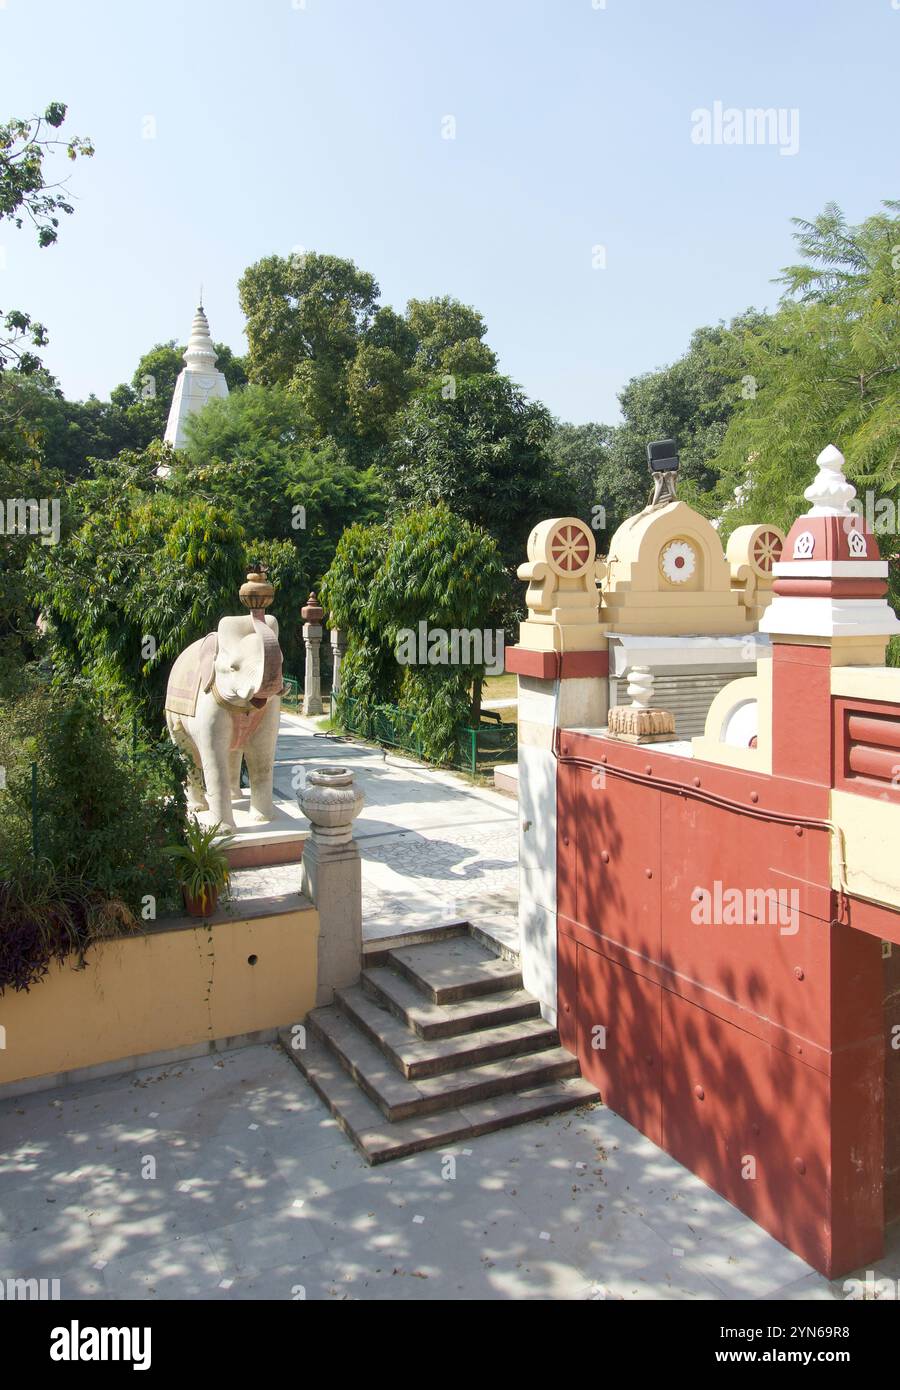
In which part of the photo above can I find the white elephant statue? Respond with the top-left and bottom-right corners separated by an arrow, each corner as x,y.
164,574 -> 285,829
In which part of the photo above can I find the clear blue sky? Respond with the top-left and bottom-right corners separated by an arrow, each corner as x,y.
2,0 -> 896,423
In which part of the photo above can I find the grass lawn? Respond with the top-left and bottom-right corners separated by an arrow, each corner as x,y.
483,673 -> 518,702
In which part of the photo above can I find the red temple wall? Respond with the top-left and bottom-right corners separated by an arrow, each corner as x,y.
555,732 -> 888,1278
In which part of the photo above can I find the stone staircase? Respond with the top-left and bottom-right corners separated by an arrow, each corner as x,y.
281,926 -> 599,1163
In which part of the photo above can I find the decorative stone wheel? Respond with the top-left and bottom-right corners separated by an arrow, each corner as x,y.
751,528 -> 783,574
725,524 -> 786,579
527,517 -> 596,579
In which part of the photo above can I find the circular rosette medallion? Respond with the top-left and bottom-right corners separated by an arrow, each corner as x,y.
660,538 -> 696,584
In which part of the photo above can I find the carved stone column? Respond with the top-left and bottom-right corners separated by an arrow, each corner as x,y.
330,627 -> 347,702
298,766 -> 365,1005
301,592 -> 324,716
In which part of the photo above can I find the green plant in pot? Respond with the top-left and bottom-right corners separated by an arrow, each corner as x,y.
164,818 -> 233,917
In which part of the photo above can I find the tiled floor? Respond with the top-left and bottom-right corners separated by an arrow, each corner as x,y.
228,714 -> 519,942
2,1044 -> 897,1301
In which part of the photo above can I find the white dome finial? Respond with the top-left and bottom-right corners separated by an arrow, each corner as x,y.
803,444 -> 856,517
183,304 -> 218,371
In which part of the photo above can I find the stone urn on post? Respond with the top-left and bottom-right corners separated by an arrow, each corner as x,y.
301,592 -> 325,717
298,766 -> 365,1005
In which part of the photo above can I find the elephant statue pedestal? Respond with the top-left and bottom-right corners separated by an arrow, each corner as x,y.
194,796 -> 309,869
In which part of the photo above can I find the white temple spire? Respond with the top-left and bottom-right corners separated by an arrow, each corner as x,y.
163,300 -> 229,451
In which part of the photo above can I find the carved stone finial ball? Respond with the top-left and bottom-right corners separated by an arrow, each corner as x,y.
302,591 -> 325,624
240,564 -> 275,611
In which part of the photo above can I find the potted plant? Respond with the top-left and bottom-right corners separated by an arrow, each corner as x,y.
164,818 -> 232,917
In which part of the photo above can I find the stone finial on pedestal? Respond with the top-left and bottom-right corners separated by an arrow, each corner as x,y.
298,766 -> 365,1005
330,627 -> 347,698
301,591 -> 324,716
607,667 -> 676,744
760,442 -> 900,652
301,592 -> 325,624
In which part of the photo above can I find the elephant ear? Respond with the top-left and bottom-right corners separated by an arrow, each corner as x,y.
166,634 -> 217,717
215,613 -> 283,705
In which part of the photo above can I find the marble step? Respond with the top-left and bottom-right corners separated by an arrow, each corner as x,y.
305,1005 -> 579,1122
284,1030 -> 599,1164
335,984 -> 558,1079
385,936 -> 523,1004
361,966 -> 541,1040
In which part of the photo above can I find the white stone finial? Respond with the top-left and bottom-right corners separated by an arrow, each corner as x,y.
183,305 -> 219,371
803,444 -> 856,517
627,667 -> 654,710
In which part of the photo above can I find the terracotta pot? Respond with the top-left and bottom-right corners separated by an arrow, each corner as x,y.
183,885 -> 218,917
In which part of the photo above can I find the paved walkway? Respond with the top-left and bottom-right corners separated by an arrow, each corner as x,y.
2,1043 -> 897,1300
230,713 -> 519,946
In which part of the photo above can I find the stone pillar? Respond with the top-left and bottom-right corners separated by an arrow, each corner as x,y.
298,766 -> 365,1006
512,654 -> 608,1025
330,628 -> 347,701
301,592 -> 324,716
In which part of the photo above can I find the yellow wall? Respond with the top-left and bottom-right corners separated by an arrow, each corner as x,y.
0,907 -> 319,1090
831,789 -> 900,913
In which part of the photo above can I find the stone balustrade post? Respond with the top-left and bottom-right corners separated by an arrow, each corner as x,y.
298,766 -> 365,1006
330,627 -> 347,702
301,592 -> 324,716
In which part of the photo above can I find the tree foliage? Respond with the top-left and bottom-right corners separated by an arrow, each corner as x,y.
546,420 -> 612,530
714,202 -> 900,529
600,312 -> 773,532
32,444 -> 247,731
321,504 -> 507,762
238,252 -> 498,453
0,103 -> 94,374
0,682 -> 185,990
387,373 -> 555,570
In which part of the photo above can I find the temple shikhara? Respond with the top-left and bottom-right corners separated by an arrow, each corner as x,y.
508,443 -> 900,1278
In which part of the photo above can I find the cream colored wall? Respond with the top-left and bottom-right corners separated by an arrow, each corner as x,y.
829,663 -> 900,911
0,907 -> 319,1090
692,658 -> 773,773
831,665 -> 900,700
831,790 -> 900,912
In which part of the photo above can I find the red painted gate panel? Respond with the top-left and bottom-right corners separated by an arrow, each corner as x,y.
572,766 -> 662,961
574,939 -> 662,1147
661,989 -> 830,1271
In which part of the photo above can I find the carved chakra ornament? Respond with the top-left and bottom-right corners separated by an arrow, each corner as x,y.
515,517 -> 603,651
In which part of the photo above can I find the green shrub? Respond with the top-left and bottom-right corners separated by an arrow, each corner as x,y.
323,504 -> 507,764
0,683 -> 186,991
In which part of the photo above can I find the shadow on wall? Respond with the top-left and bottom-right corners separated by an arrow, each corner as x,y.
561,760 -> 881,1277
